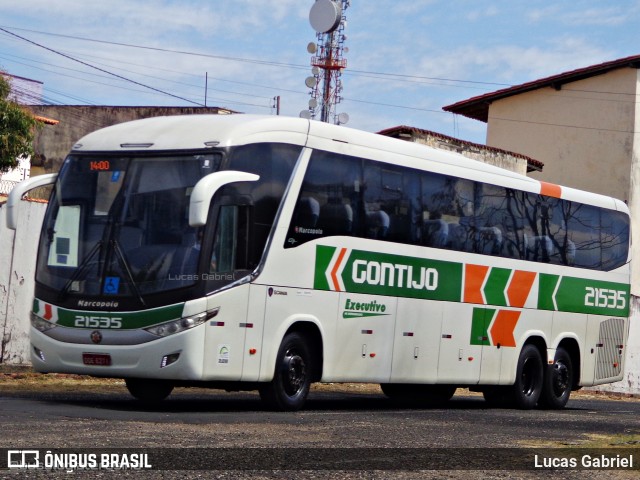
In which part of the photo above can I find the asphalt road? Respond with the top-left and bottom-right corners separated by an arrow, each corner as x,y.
0,386 -> 639,479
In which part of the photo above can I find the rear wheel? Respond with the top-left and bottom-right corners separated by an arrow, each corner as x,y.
259,332 -> 312,411
511,344 -> 544,409
125,378 -> 173,403
539,347 -> 573,409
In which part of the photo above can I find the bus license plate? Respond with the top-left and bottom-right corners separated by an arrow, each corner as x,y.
82,353 -> 112,366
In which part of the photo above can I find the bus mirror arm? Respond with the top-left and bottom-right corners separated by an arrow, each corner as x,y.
6,173 -> 58,230
189,171 -> 259,227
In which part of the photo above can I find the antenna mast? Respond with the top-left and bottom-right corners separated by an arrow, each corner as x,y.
302,0 -> 350,125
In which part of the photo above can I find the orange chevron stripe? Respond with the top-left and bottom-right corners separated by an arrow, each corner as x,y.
464,264 -> 489,304
507,270 -> 537,308
330,248 -> 347,291
540,181 -> 562,198
490,310 -> 520,347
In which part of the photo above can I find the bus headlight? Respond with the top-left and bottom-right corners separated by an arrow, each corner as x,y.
30,312 -> 57,332
144,308 -> 219,338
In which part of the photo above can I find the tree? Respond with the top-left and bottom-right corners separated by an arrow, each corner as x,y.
0,73 -> 38,172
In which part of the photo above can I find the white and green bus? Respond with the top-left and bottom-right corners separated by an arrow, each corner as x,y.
8,114 -> 630,410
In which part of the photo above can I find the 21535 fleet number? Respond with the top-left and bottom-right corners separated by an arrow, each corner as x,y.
584,287 -> 626,310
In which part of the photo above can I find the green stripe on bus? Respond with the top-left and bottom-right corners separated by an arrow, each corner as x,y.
51,303 -> 185,330
555,277 -> 629,316
538,275 -> 629,316
314,245 -> 336,291
537,274 -> 560,311
315,246 -> 463,301
483,268 -> 511,306
470,307 -> 494,346
314,245 -> 629,317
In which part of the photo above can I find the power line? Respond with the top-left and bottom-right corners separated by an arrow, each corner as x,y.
0,25 -> 511,88
0,27 -> 204,106
1,46 -> 281,109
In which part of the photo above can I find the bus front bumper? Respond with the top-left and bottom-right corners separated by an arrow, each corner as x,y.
29,326 -> 205,380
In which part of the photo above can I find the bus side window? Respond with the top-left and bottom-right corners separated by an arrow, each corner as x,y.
475,183 -> 506,256
286,151 -> 361,247
421,172 -> 455,248
227,143 -> 299,261
601,210 -> 630,270
562,202 -> 598,269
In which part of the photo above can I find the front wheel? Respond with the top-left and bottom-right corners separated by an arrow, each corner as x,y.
259,332 -> 312,411
539,347 -> 573,409
125,378 -> 173,403
511,344 -> 544,409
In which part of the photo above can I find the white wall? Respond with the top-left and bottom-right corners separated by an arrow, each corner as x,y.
0,199 -> 47,364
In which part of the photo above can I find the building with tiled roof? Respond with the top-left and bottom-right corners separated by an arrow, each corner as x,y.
378,125 -> 544,175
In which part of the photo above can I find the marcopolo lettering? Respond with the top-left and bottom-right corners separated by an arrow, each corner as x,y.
352,259 -> 438,291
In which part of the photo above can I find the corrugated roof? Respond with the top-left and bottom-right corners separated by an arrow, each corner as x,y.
443,54 -> 640,122
377,125 -> 544,172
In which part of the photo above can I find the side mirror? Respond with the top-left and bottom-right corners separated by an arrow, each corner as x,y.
6,173 -> 58,230
189,170 -> 259,227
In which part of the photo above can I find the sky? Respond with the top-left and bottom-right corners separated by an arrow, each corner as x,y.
0,0 -> 639,145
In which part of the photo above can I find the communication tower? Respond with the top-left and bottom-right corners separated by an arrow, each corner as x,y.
301,0 -> 350,125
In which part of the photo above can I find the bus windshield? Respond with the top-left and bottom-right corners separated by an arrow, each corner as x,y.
36,153 -> 222,299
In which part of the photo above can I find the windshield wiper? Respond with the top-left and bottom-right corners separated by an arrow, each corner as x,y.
110,239 -> 146,307
58,240 -> 102,302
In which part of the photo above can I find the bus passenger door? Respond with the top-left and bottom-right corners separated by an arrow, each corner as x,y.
203,284 -> 250,380
437,304 -> 482,384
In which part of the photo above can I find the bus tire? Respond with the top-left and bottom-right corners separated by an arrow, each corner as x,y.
259,332 -> 312,411
511,344 -> 544,409
539,347 -> 573,409
125,378 -> 173,403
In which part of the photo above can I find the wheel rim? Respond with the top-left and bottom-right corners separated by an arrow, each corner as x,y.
281,347 -> 307,397
521,357 -> 540,397
551,361 -> 570,397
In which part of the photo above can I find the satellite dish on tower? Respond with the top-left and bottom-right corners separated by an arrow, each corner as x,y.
300,110 -> 312,119
307,42 -> 317,54
337,112 -> 349,125
309,0 -> 342,33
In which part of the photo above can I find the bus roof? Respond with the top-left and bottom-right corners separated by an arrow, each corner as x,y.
71,114 -> 628,214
